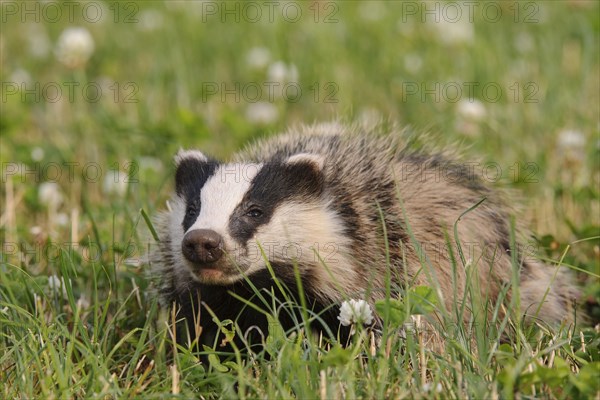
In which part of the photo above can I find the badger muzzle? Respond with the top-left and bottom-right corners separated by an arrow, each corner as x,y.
182,229 -> 224,265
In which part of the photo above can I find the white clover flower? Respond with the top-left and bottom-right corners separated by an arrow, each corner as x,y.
557,129 -> 585,151
404,53 -> 423,74
246,47 -> 271,69
267,61 -> 298,84
428,13 -> 474,45
48,275 -> 69,296
138,9 -> 164,32
457,99 -> 487,121
268,61 -> 288,83
48,275 -> 61,289
338,299 -> 374,326
96,75 -> 115,94
77,295 -> 90,310
397,20 -> 415,37
139,156 -> 163,173
557,129 -> 586,165
55,27 -> 95,69
27,24 -> 51,59
31,146 -> 44,161
103,172 -> 128,196
515,32 -> 535,54
423,382 -> 443,393
55,213 -> 69,227
9,68 -> 32,87
245,102 -> 278,125
38,182 -> 63,209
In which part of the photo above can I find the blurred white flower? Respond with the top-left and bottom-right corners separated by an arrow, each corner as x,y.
30,226 -> 43,236
246,47 -> 271,69
48,275 -> 69,296
38,182 -> 63,209
27,24 -> 51,59
77,295 -> 90,310
338,299 -> 374,326
103,172 -> 128,196
397,20 -> 415,37
556,129 -> 593,188
428,12 -> 474,45
9,68 -> 32,86
267,61 -> 298,85
557,129 -> 586,164
557,129 -> 585,150
507,59 -> 529,81
245,102 -> 278,125
31,147 -> 45,161
55,27 -> 95,69
404,53 -> 423,74
55,213 -> 69,226
515,32 -> 535,54
139,156 -> 163,172
138,9 -> 164,32
457,99 -> 487,121
268,61 -> 287,83
423,382 -> 443,393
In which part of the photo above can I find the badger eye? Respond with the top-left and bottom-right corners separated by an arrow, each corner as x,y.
246,207 -> 263,219
186,202 -> 200,218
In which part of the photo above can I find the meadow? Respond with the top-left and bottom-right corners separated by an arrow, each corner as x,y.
1,1 -> 599,398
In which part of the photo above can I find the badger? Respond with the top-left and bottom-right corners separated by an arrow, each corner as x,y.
152,123 -> 577,349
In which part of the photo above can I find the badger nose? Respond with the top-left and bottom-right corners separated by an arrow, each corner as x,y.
182,229 -> 224,265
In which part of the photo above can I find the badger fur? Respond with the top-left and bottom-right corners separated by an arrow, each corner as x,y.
152,123 -> 577,348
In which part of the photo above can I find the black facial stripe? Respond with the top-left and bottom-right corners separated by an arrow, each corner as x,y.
228,161 -> 324,244
175,158 -> 219,231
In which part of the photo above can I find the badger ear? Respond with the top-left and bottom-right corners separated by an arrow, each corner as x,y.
174,149 -> 208,166
283,153 -> 325,196
174,149 -> 218,198
286,153 -> 325,172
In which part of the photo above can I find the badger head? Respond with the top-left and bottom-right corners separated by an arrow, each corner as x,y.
167,149 -> 352,292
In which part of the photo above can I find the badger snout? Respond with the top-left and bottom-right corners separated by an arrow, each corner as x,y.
182,229 -> 224,265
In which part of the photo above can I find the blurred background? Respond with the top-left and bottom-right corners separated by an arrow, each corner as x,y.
1,1 -> 599,316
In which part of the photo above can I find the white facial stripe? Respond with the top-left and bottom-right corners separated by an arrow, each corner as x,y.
248,201 -> 356,301
188,163 -> 262,238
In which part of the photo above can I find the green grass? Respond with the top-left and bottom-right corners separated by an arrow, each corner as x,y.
1,1 -> 599,398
